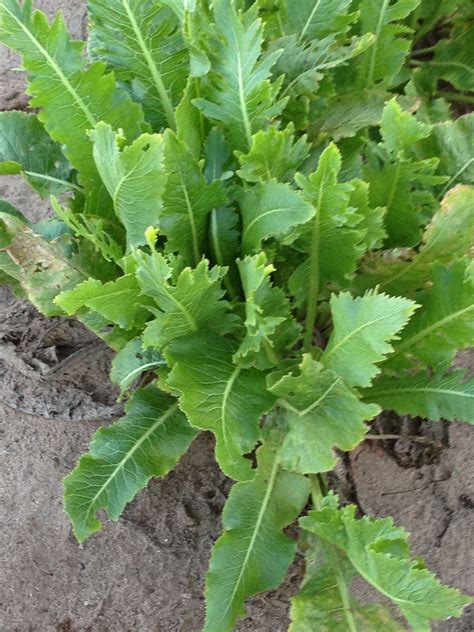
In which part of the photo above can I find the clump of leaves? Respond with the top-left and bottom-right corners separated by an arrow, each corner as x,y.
0,1 -> 473,630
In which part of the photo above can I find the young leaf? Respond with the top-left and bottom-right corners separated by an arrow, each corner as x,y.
134,253 -> 235,349
239,181 -> 315,254
0,0 -> 143,208
161,130 -> 227,265
236,253 -> 300,367
0,111 -> 72,196
166,333 -> 276,481
363,370 -> 474,423
387,259 -> 474,371
290,532 -> 403,631
380,98 -> 431,156
204,443 -> 310,632
110,338 -> 165,395
64,386 -> 198,542
55,275 -> 152,329
193,0 -> 286,150
322,290 -> 417,388
301,499 -> 471,631
90,123 -> 165,250
291,143 -> 366,347
358,0 -> 420,88
236,124 -> 310,184
88,0 -> 187,130
269,356 -> 379,473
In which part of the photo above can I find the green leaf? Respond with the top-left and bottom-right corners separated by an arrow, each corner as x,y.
110,338 -> 165,395
300,498 -> 471,631
430,24 -> 474,92
239,181 -> 315,254
269,355 -> 379,473
134,253 -> 235,349
380,98 -> 431,155
364,370 -> 474,423
193,0 -> 285,150
204,443 -> 310,632
348,179 -> 387,250
321,290 -> 417,388
161,130 -> 227,265
90,123 -> 165,250
290,531 -> 403,631
64,386 -> 197,542
358,0 -> 420,88
166,334 -> 276,481
388,259 -> 474,371
287,0 -> 355,41
356,184 -> 474,294
236,124 -> 309,183
290,143 -> 366,348
431,113 -> 474,186
236,253 -> 300,367
310,91 -> 387,141
0,111 -> 72,196
88,0 -> 187,130
0,0 -> 143,209
55,275 -> 152,329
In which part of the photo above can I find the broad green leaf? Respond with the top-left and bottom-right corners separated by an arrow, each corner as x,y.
356,184 -> 474,294
290,144 -> 366,344
388,259 -> 474,371
90,123 -> 165,250
236,124 -> 309,183
272,32 -> 374,103
430,25 -> 474,92
110,338 -> 165,395
358,0 -> 420,88
364,99 -> 444,247
269,356 -> 379,473
161,130 -> 227,265
175,78 -> 203,158
286,0 -> 354,41
239,181 -> 315,254
431,113 -> 474,186
301,498 -> 471,631
88,0 -> 187,130
0,212 -> 83,316
134,252 -> 235,349
364,370 -> 474,423
236,253 -> 300,367
380,98 -> 431,155
310,91 -> 387,141
290,531 -> 403,631
193,0 -> 285,150
322,290 -> 417,388
0,111 -> 72,196
166,334 -> 276,481
0,0 -> 143,211
64,386 -> 197,542
204,443 -> 310,632
55,275 -> 152,329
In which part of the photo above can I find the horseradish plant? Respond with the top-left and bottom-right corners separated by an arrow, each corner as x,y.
0,0 -> 473,629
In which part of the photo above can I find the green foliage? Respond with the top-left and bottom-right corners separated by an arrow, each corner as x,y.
0,1 -> 472,630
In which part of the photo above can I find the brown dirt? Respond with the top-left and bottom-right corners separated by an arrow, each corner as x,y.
0,3 -> 473,630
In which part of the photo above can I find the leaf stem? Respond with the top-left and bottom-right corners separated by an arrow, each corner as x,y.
435,91 -> 474,106
310,475 -> 358,632
23,171 -> 83,194
303,201 -> 321,352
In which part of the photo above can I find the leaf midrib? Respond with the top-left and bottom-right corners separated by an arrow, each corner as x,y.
4,6 -> 96,127
84,403 -> 179,522
366,0 -> 390,86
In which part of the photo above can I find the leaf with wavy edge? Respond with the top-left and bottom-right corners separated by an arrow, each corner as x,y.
204,443 -> 310,632
322,290 -> 417,388
64,386 -> 197,542
301,494 -> 471,631
166,333 -> 276,481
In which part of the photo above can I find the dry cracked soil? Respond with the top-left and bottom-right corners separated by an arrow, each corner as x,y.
0,2 -> 473,630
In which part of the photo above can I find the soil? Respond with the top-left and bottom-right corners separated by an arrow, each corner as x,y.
0,3 -> 473,631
